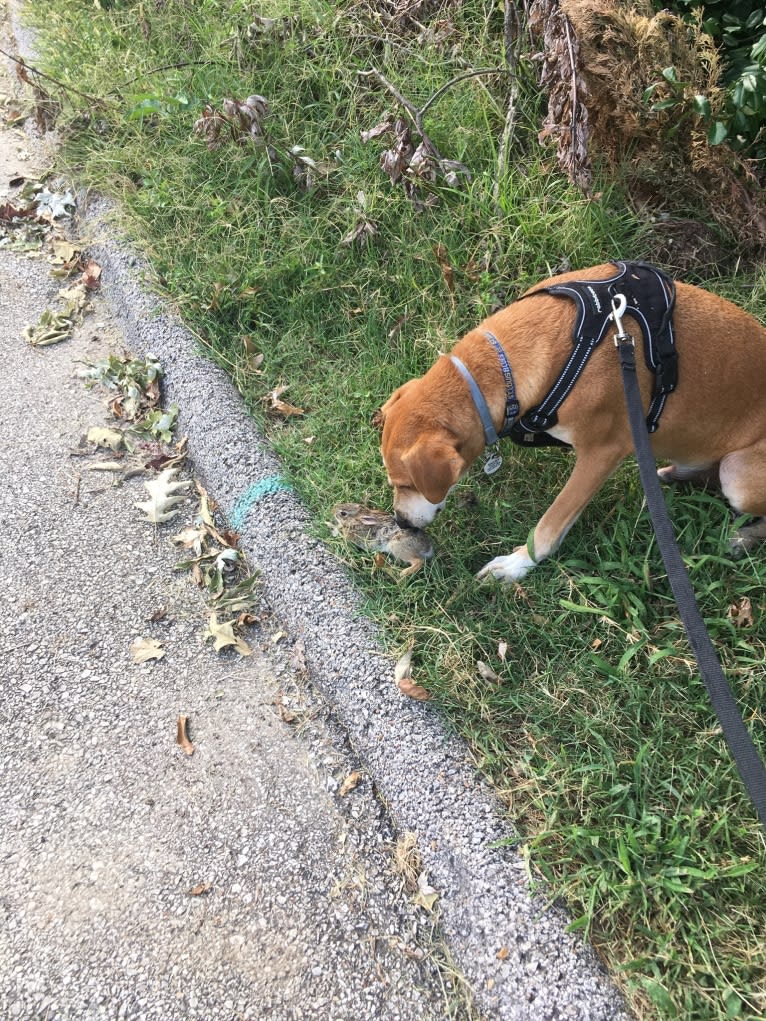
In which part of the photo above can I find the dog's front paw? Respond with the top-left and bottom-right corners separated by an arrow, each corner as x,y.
476,546 -> 536,583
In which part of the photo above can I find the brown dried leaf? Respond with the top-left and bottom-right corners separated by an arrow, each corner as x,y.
265,386 -> 305,417
476,660 -> 500,684
188,882 -> 211,896
130,637 -> 165,664
394,649 -> 430,700
340,218 -> 377,247
433,243 -> 455,293
205,613 -> 252,656
80,259 -> 102,291
339,770 -> 363,797
728,596 -> 753,628
531,0 -> 592,193
176,715 -> 195,756
290,638 -> 308,675
398,676 -> 430,701
380,119 -> 414,184
361,117 -> 394,143
413,871 -> 439,912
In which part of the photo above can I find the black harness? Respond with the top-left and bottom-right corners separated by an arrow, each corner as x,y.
506,260 -> 678,448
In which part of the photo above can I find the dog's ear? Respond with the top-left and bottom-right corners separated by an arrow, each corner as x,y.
377,380 -> 417,430
401,436 -> 466,505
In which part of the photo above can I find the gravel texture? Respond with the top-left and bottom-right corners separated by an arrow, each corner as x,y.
1,5 -> 632,1019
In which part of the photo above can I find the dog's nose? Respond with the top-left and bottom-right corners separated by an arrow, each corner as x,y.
394,512 -> 414,529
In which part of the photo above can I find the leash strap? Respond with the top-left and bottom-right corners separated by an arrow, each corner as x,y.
613,313 -> 766,828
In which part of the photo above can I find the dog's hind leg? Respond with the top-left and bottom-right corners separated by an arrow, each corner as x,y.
477,442 -> 627,583
719,442 -> 766,556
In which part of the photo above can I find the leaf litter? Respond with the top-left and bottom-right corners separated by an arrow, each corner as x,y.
80,347 -> 261,660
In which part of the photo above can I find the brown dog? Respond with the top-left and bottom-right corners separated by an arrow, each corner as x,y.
379,262 -> 766,582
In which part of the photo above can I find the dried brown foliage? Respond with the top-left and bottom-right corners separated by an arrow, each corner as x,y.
531,0 -> 592,193
347,0 -> 463,34
531,0 -> 766,253
193,95 -> 270,151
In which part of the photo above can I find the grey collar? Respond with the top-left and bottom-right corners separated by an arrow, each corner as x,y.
450,353 -> 500,446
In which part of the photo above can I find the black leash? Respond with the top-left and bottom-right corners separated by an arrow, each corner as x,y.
611,295 -> 766,829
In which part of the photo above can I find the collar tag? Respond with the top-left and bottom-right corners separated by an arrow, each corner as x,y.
483,447 -> 503,475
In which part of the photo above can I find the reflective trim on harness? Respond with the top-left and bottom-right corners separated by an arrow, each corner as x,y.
507,260 -> 678,449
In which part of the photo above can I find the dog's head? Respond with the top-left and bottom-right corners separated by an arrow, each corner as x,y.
378,377 -> 472,529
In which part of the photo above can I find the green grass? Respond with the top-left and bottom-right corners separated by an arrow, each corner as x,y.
25,1 -> 766,1017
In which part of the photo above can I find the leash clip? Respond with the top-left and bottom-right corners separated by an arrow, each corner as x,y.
610,293 -> 633,346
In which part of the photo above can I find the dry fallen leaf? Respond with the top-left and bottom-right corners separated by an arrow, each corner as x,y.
176,715 -> 195,756
360,117 -> 394,143
394,649 -> 430,701
49,237 -> 82,266
171,525 -> 206,551
265,385 -> 305,418
80,258 -> 102,290
497,640 -> 508,662
728,596 -> 753,628
188,882 -> 212,896
290,638 -> 307,675
413,870 -> 439,912
497,946 -> 510,960
130,637 -> 165,664
339,770 -> 363,797
205,613 -> 252,657
476,660 -> 500,684
135,467 -> 191,524
87,426 -> 124,451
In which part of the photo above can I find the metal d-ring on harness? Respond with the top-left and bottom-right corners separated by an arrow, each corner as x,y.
611,294 -> 766,829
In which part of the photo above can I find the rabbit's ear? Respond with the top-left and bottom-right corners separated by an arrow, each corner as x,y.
359,512 -> 386,528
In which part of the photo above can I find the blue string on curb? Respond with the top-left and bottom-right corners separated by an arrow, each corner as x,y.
230,475 -> 292,530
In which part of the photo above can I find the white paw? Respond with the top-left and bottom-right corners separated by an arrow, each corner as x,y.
476,547 -> 536,583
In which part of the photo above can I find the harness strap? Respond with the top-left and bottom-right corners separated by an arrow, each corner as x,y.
513,260 -> 678,443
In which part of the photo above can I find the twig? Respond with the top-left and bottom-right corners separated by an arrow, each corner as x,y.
112,60 -> 221,93
495,1 -> 522,204
359,65 -> 505,163
419,67 -> 504,118
0,47 -> 107,106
